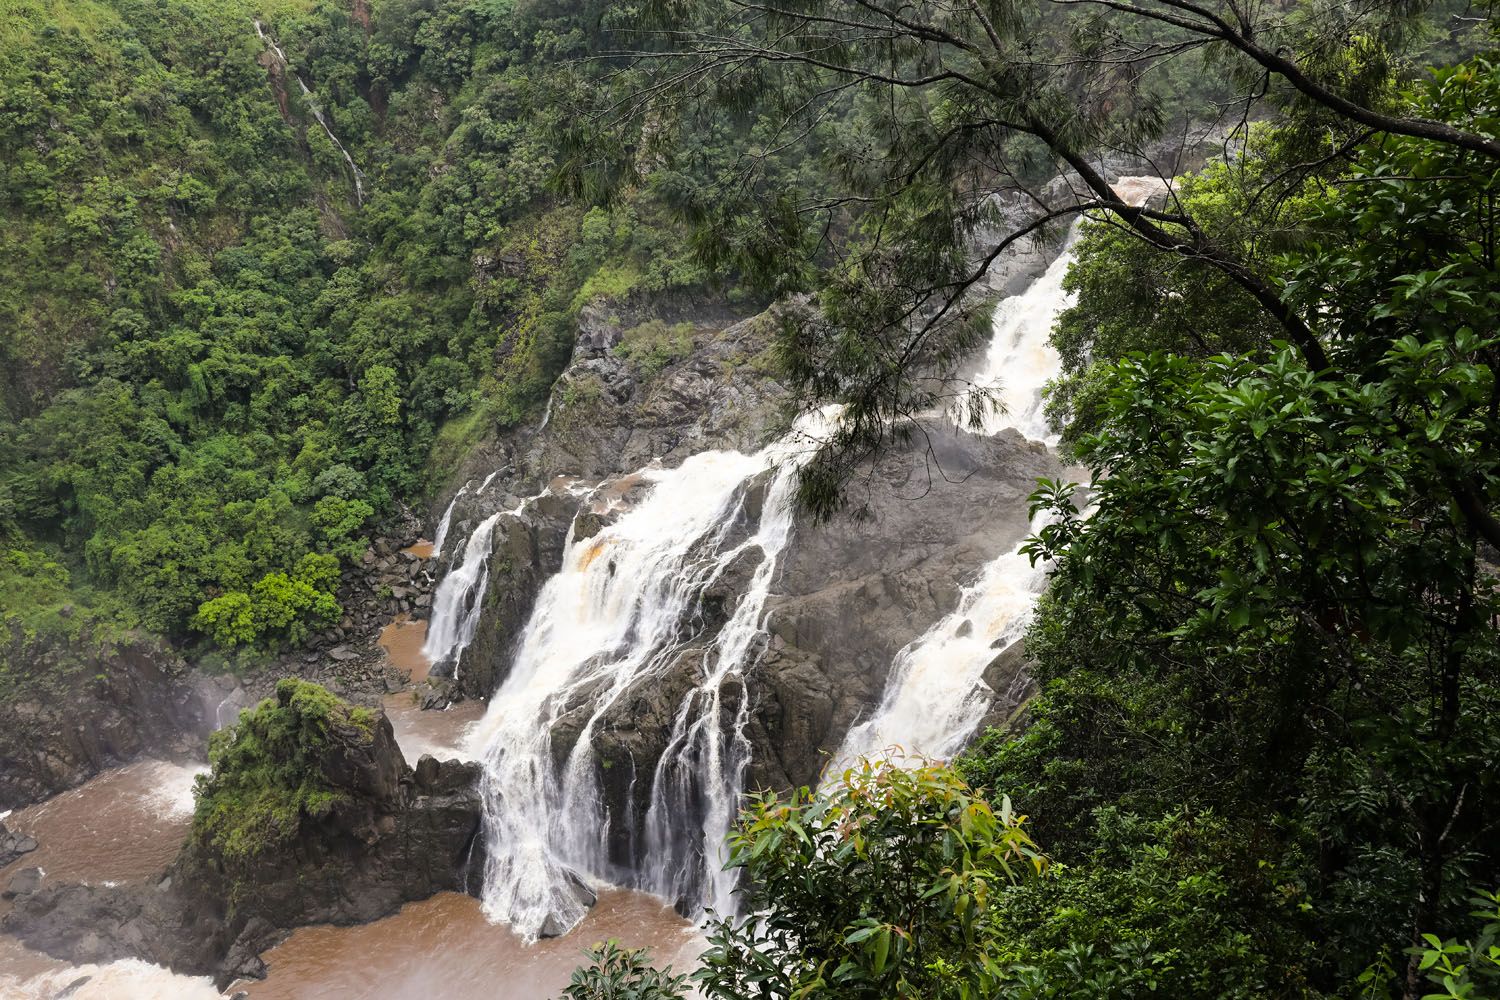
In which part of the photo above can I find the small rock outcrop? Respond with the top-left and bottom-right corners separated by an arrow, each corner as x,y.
1,680 -> 482,989
0,822 -> 38,869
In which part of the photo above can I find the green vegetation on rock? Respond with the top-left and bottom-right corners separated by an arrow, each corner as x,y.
192,678 -> 375,867
0,0 -> 730,659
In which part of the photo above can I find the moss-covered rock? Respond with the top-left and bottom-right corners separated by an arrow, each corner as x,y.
192,678 -> 383,868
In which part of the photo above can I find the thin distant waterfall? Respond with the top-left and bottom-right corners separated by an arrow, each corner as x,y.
461,412 -> 832,941
254,20 -> 367,204
421,510 -> 504,680
429,484 -> 470,560
423,483 -> 561,677
836,177 -> 1167,768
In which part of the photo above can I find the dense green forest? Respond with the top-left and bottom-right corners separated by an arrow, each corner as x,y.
2,0 -> 1499,997
0,0 -> 722,669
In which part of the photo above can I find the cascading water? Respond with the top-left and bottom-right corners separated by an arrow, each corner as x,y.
422,176 -> 1164,938
836,177 -> 1167,767
254,20 -> 367,204
430,484 -> 469,559
462,412 -> 832,940
422,483 -> 555,677
421,510 -> 505,680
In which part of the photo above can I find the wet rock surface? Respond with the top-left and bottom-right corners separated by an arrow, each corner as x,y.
1,700 -> 483,989
0,634 -> 208,812
749,429 -> 1061,789
0,823 -> 39,870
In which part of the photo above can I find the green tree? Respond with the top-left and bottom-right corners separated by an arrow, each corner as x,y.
1018,62 -> 1500,995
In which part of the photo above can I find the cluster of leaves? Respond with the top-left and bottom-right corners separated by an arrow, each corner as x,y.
1011,57 -> 1500,997
614,320 -> 696,378
192,678 -> 374,868
565,761 -> 1049,1000
1405,890 -> 1500,1000
560,940 -> 690,1000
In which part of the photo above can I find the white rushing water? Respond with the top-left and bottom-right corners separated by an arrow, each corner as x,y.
422,483 -> 578,677
422,510 -> 505,677
430,483 -> 470,560
254,20 -> 367,204
0,960 -> 222,1000
462,411 -> 832,940
835,177 -> 1167,768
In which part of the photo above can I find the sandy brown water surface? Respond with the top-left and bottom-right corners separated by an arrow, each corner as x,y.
384,692 -> 486,762
242,889 -> 702,1000
379,613 -> 432,682
402,539 -> 435,561
3,758 -> 203,887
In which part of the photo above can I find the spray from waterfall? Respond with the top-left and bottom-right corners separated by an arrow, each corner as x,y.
835,177 -> 1167,768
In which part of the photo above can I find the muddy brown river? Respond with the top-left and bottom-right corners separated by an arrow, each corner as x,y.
0,597 -> 702,998
242,891 -> 701,1000
0,741 -> 699,1000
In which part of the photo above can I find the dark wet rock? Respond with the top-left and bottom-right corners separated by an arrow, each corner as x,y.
54,976 -> 92,999
0,632 -> 209,812
0,822 -> 39,869
743,428 -> 1063,789
2,701 -> 484,991
414,677 -> 456,711
4,865 -> 43,899
540,874 -> 598,939
531,308 -> 787,483
972,640 -> 1034,737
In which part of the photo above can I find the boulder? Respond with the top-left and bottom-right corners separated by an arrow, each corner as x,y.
4,865 -> 43,899
0,822 -> 39,869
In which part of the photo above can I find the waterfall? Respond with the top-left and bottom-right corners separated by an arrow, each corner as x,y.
423,481 -> 582,677
254,20 -> 367,204
972,236 -> 1082,442
422,484 -> 550,678
424,177 -> 1165,937
430,484 -> 470,559
463,412 -> 831,940
836,177 -> 1167,768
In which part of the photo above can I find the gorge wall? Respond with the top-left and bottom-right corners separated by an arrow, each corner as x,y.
409,203 -> 1102,939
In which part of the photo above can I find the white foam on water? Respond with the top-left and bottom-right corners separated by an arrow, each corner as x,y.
142,761 -> 210,819
0,959 -> 220,1000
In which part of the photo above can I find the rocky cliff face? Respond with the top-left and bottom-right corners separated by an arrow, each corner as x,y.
1,690 -> 481,988
748,428 -> 1060,790
414,272 -> 1070,899
0,632 -> 209,811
